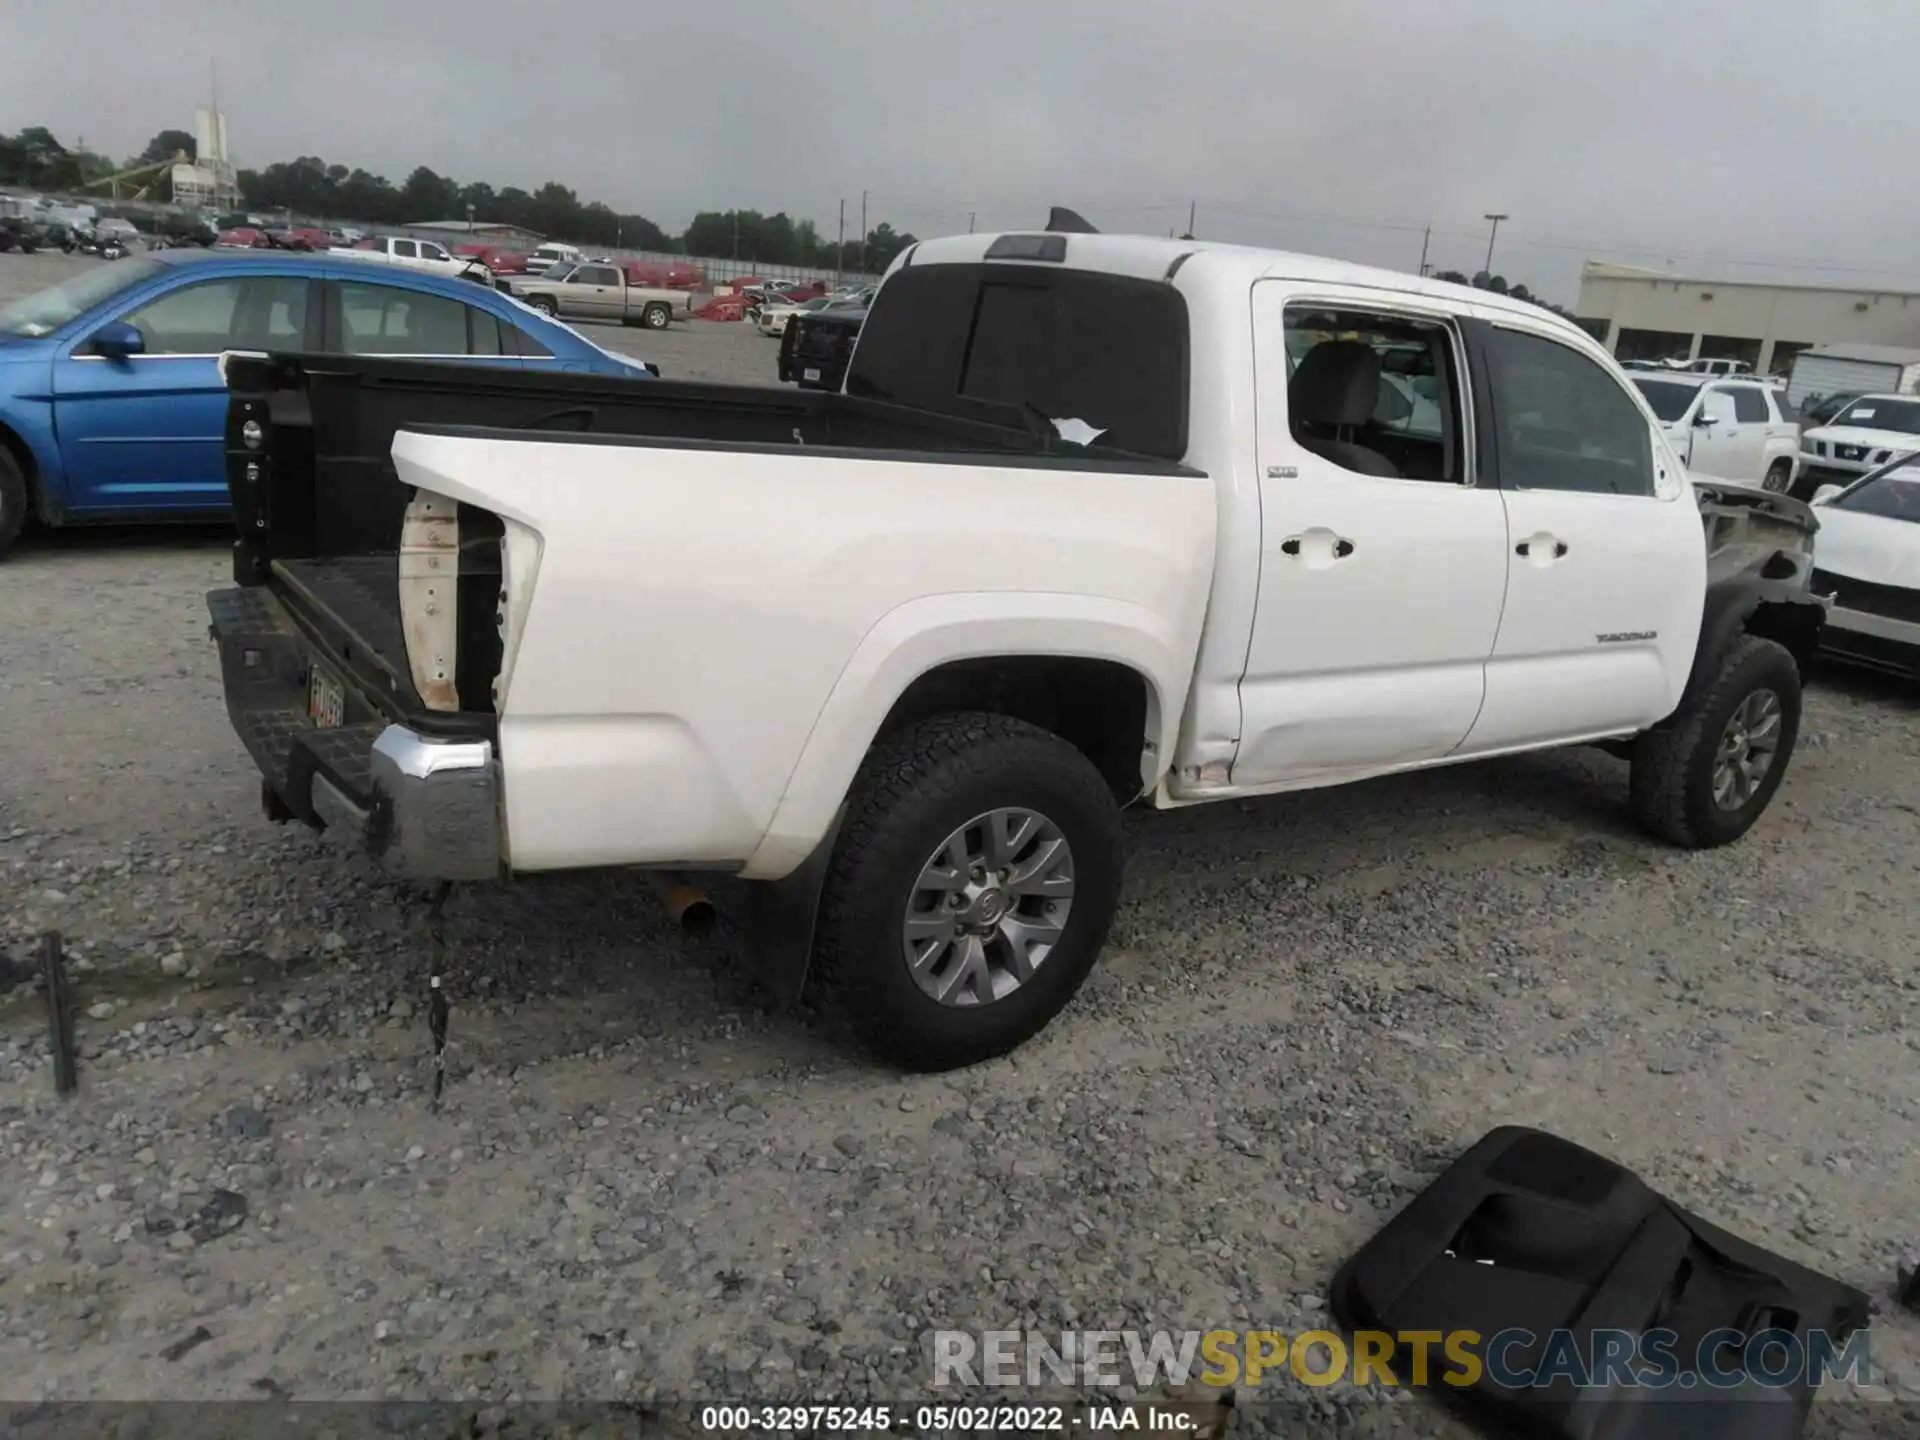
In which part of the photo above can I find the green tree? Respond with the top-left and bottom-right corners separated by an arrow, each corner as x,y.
137,129 -> 196,166
6,126 -> 78,188
861,222 -> 916,271
399,166 -> 460,221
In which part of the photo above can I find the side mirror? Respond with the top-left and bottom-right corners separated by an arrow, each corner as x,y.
1693,410 -> 1717,427
89,321 -> 145,360
1813,485 -> 1843,505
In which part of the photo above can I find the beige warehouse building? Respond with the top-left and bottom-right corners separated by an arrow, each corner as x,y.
1574,261 -> 1920,377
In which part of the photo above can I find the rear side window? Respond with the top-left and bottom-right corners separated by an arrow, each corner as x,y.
845,264 -> 1189,460
1481,326 -> 1654,496
507,319 -> 554,358
1731,387 -> 1770,423
340,282 -> 473,355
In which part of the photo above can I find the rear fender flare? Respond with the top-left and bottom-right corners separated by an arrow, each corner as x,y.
738,591 -> 1191,880
1670,577 -> 1826,723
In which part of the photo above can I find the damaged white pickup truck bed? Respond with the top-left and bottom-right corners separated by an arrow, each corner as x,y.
209,228 -> 1827,1069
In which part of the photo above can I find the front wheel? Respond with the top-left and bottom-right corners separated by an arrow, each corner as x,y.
0,446 -> 30,559
813,713 -> 1124,1071
641,303 -> 671,329
1762,459 -> 1792,493
528,296 -> 558,317
1630,634 -> 1801,847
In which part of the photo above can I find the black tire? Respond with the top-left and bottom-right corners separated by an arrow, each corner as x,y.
529,296 -> 557,317
1630,635 -> 1801,848
813,712 -> 1124,1071
642,303 -> 671,330
1763,459 -> 1792,493
0,446 -> 29,559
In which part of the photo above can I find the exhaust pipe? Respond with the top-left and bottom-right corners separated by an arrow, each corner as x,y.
650,873 -> 715,932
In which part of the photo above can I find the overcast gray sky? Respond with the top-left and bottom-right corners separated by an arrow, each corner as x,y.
5,0 -> 1915,302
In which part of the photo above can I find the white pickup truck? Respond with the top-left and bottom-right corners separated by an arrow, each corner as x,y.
209,228 -> 1827,1070
344,235 -> 495,286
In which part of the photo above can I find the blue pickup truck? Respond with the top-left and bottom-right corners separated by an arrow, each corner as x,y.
0,249 -> 659,556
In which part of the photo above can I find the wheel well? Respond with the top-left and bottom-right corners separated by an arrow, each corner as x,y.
1744,596 -> 1823,676
877,657 -> 1155,804
0,420 -> 39,505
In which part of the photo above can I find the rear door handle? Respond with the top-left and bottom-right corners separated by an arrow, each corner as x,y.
1515,535 -> 1569,561
1281,533 -> 1355,560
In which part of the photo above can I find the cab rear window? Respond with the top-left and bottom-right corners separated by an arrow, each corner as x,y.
845,263 -> 1189,460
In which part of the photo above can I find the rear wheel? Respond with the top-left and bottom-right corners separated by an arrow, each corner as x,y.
1763,459 -> 1792,493
642,303 -> 671,330
1630,634 -> 1801,847
0,447 -> 30,559
813,713 -> 1124,1071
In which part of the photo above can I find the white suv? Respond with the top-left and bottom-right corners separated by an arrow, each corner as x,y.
1798,393 -> 1920,495
1628,374 -> 1800,492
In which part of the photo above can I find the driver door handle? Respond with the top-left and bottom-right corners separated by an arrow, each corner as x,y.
1515,535 -> 1569,561
1281,533 -> 1355,560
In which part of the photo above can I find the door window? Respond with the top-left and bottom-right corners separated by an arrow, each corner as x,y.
574,266 -> 620,287
1699,388 -> 1738,425
422,243 -> 451,262
1730,387 -> 1770,423
1281,305 -> 1466,483
119,277 -> 309,354
339,282 -> 475,355
1481,326 -> 1655,496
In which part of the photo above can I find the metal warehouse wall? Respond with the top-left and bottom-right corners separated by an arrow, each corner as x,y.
1574,263 -> 1920,375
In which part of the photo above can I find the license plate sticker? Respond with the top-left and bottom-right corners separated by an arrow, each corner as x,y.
307,665 -> 345,729
802,366 -> 821,382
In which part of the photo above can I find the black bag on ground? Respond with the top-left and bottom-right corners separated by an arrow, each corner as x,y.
1329,1126 -> 1872,1440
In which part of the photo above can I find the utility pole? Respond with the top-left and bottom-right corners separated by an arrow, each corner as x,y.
1417,225 -> 1431,276
732,211 -> 739,261
968,211 -> 975,233
835,198 -> 845,287
1186,200 -> 1196,239
858,189 -> 868,274
1482,213 -> 1508,277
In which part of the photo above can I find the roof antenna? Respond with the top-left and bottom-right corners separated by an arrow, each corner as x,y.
1046,207 -> 1099,235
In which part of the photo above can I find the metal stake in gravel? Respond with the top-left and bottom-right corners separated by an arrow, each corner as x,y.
427,882 -> 452,1111
40,931 -> 77,1096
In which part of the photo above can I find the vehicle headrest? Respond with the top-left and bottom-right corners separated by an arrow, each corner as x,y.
1291,341 -> 1384,428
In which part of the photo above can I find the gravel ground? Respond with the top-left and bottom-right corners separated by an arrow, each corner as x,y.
2,251 -> 1918,1435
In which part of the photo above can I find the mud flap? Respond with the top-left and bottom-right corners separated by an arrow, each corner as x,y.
739,807 -> 845,1006
1330,1127 -> 1870,1439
